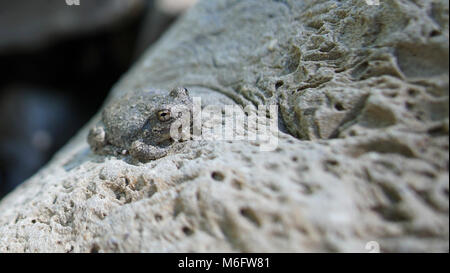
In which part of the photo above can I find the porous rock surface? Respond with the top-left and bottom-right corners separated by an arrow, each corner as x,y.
0,0 -> 448,252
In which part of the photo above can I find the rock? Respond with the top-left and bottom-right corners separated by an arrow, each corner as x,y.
0,0 -> 448,252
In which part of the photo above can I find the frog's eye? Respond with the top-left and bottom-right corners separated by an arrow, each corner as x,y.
157,109 -> 171,122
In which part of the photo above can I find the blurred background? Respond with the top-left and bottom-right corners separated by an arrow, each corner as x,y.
0,0 -> 197,199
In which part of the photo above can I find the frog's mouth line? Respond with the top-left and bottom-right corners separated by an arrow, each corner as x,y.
111,133 -> 174,152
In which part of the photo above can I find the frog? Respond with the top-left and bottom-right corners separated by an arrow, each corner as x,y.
88,87 -> 193,162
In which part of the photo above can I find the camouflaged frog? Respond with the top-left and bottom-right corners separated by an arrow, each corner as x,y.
88,87 -> 193,162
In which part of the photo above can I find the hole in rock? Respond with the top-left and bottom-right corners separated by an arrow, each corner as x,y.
211,171 -> 225,181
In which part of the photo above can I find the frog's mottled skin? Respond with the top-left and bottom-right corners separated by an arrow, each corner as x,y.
88,87 -> 193,162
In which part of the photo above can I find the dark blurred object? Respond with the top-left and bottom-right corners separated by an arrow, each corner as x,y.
134,0 -> 198,57
0,0 -> 145,53
0,86 -> 82,195
0,0 -> 148,90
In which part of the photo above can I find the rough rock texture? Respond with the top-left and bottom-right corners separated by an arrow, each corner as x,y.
0,0 -> 448,252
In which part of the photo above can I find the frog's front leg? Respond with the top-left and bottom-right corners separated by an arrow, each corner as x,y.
130,140 -> 169,162
88,125 -> 107,152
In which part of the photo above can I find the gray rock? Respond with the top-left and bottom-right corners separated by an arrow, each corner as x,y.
0,0 -> 448,252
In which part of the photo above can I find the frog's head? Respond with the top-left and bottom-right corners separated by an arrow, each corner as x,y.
88,87 -> 193,155
140,87 -> 193,146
